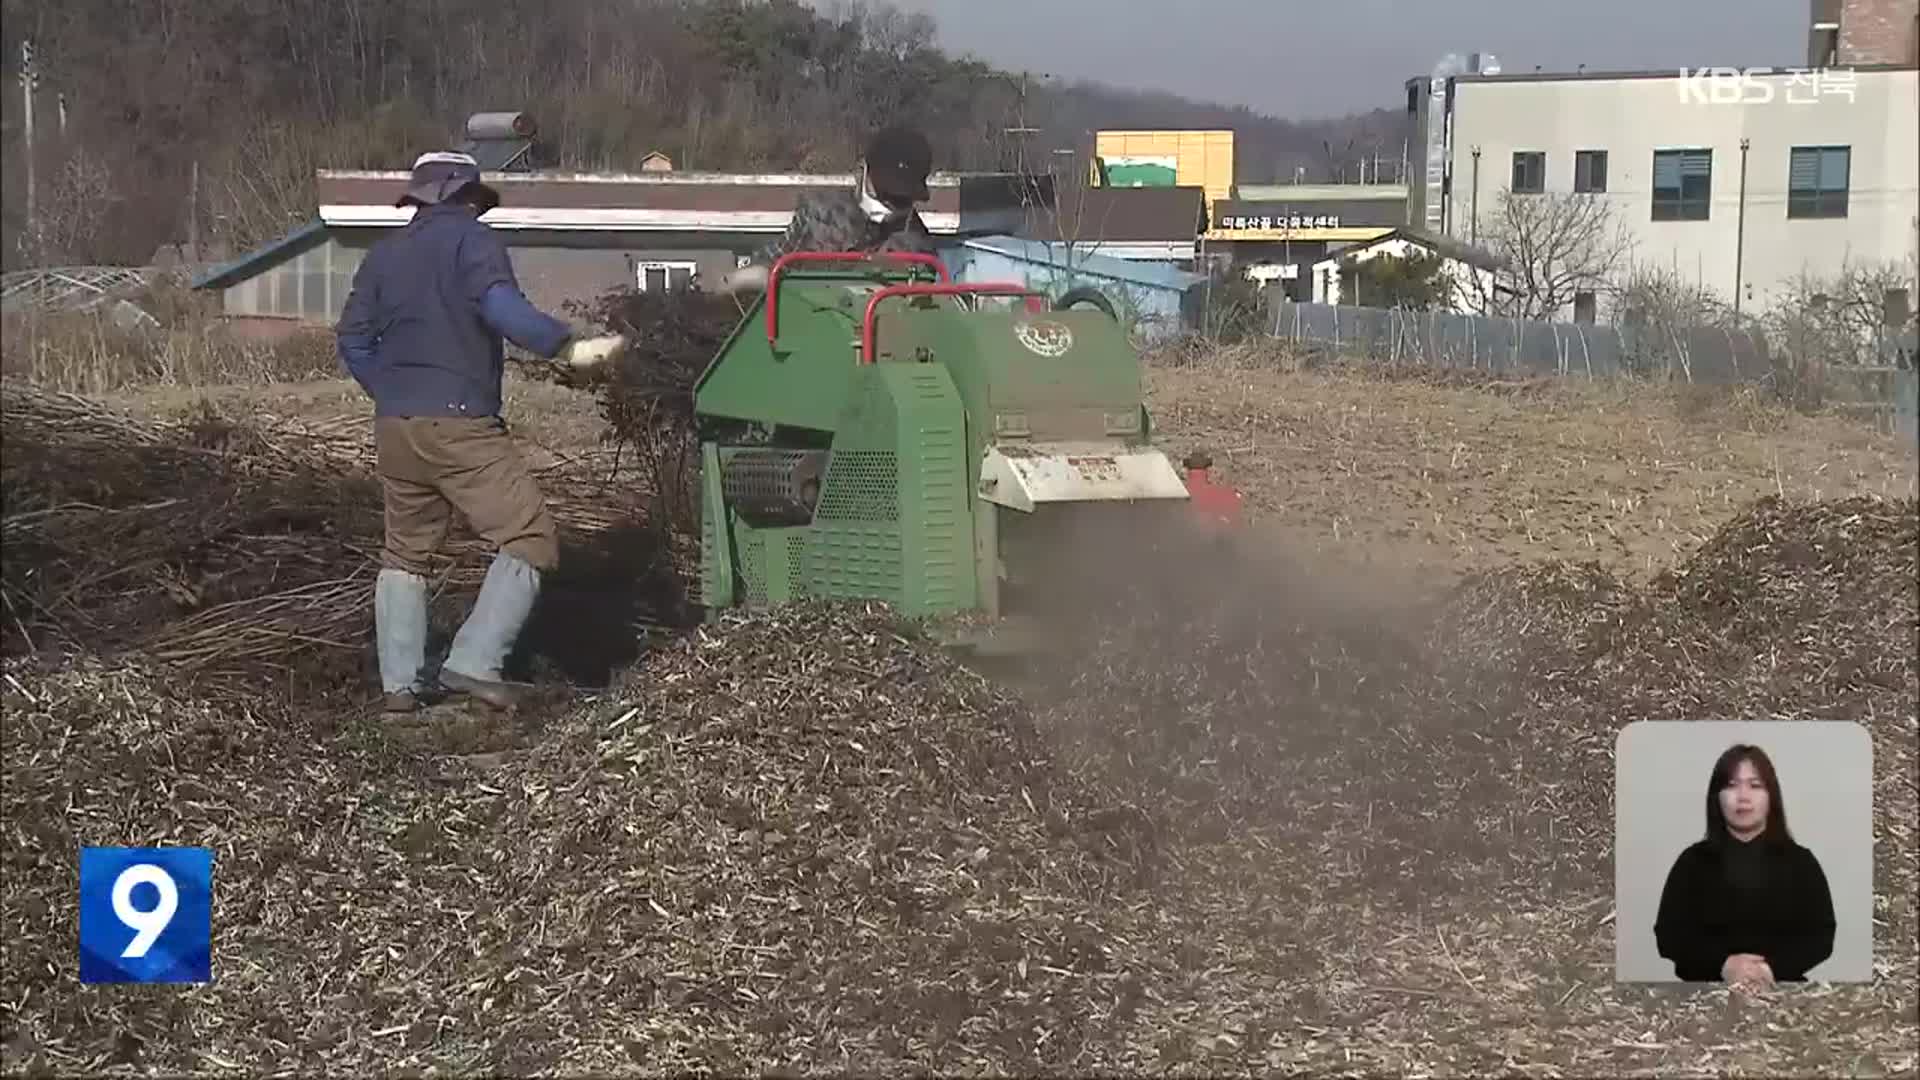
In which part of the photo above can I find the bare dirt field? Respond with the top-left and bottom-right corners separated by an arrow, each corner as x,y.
1146,363 -> 1918,585
4,363 -> 1916,1076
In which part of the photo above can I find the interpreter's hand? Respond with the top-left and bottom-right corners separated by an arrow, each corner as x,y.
1722,953 -> 1774,991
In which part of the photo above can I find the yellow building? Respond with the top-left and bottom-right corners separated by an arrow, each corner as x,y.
1092,130 -> 1235,208
1091,128 -> 1413,298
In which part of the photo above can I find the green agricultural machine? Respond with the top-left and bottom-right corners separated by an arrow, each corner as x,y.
690,251 -> 1239,632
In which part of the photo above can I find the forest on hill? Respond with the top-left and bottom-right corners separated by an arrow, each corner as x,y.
0,0 -> 1402,267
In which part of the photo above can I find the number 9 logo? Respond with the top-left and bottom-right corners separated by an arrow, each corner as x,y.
111,864 -> 178,959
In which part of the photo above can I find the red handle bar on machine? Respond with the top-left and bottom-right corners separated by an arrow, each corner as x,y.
763,251 -> 950,345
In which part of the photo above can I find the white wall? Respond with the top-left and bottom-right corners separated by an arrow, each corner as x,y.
1444,69 -> 1919,318
223,234 -> 746,325
1311,237 -> 1494,313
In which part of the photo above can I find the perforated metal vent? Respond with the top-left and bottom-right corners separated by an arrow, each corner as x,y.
737,536 -> 767,603
815,450 -> 899,522
787,534 -> 809,595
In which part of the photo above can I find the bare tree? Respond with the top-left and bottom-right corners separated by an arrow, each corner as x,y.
1467,189 -> 1635,321
1040,149 -> 1118,268
1761,260 -> 1919,369
1608,266 -> 1737,379
33,144 -> 120,264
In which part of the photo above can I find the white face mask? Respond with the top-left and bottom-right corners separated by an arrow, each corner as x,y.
858,166 -> 903,224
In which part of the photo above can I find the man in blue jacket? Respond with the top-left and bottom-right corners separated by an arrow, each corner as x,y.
335,151 -> 624,713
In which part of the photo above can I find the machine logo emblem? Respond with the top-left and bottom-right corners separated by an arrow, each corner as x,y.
1014,320 -> 1074,357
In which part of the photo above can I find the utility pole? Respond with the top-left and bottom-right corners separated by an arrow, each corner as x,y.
21,39 -> 37,263
1469,146 -> 1482,245
1734,137 -> 1751,321
189,161 -> 201,260
1001,71 -> 1046,176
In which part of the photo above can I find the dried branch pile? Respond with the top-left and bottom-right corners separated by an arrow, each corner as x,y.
0,381 -> 658,695
0,383 -> 387,691
3,605 -> 1164,1074
572,287 -> 747,537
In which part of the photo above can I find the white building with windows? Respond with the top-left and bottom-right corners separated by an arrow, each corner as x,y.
1404,63 -> 1918,321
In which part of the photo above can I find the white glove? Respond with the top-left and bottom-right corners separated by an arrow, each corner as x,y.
558,334 -> 627,370
719,264 -> 770,295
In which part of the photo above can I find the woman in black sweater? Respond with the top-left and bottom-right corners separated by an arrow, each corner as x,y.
1653,743 -> 1837,987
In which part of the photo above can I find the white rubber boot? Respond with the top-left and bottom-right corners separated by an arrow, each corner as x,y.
375,568 -> 430,697
441,552 -> 542,707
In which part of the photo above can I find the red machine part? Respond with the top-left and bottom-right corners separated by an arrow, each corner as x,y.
860,283 -> 1044,364
1183,452 -> 1243,528
764,251 -> 950,345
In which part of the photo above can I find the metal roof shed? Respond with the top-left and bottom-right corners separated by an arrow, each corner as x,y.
946,235 -> 1205,343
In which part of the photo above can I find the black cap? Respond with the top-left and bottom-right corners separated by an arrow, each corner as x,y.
864,126 -> 932,204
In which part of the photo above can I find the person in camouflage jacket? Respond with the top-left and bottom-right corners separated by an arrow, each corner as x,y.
721,126 -> 936,293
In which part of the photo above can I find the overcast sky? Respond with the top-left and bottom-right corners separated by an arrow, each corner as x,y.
833,0 -> 1809,118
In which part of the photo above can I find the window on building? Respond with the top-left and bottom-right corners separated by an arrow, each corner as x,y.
1885,288 -> 1911,330
1510,151 -> 1546,194
637,261 -> 697,292
1574,291 -> 1598,324
1652,148 -> 1712,221
1788,145 -> 1850,218
331,244 -> 364,317
299,247 -> 329,319
272,265 -> 298,315
1574,150 -> 1609,193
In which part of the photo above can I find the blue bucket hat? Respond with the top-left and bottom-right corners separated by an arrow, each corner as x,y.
397,151 -> 500,212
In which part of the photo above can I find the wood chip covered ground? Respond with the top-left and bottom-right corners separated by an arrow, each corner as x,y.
1,366 -> 1915,1076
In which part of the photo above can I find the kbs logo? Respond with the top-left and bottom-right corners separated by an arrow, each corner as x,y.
78,846 -> 215,984
1677,66 -> 1858,105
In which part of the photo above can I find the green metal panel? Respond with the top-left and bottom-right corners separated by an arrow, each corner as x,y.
869,307 -> 1148,492
730,520 -> 811,605
802,363 -> 976,617
697,274 -> 1158,620
698,441 -> 734,614
892,364 -> 975,615
694,268 -> 939,435
806,369 -> 906,605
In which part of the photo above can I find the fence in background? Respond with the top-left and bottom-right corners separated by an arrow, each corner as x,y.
1242,298 -> 1919,437
1261,299 -> 1774,384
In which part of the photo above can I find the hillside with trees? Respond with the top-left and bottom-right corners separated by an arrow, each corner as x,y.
0,0 -> 1402,268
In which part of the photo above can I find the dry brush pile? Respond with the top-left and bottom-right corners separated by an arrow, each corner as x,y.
1,365 -> 1915,1074
1,382 -> 387,696
0,380 -> 670,701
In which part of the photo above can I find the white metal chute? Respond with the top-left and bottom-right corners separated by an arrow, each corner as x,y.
976,442 -> 1190,513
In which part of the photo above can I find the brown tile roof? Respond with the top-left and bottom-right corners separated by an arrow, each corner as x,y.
1024,186 -> 1205,244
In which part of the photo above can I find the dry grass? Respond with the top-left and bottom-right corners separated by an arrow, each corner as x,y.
0,312 -> 339,397
1145,362 -> 1918,590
